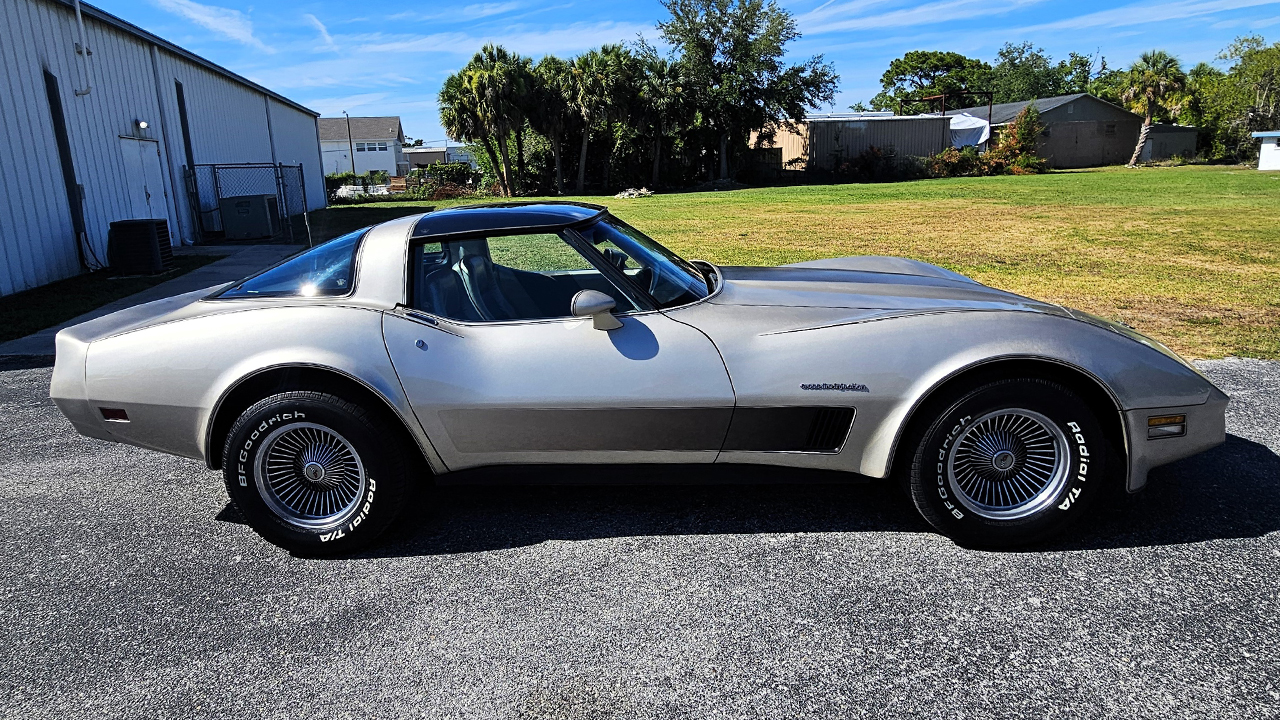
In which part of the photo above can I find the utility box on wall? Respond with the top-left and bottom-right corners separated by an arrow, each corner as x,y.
219,194 -> 280,240
1254,131 -> 1280,171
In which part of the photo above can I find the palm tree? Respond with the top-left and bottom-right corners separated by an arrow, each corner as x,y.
569,49 -> 609,194
466,44 -> 529,195
439,70 -> 508,196
1121,50 -> 1187,166
529,56 -> 576,194
636,57 -> 688,188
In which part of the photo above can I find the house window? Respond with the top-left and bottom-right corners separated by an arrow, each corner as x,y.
1067,104 -> 1073,114
1105,123 -> 1116,137
355,143 -> 366,152
378,142 -> 388,151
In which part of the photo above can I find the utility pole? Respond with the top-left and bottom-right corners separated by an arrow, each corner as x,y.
343,110 -> 355,175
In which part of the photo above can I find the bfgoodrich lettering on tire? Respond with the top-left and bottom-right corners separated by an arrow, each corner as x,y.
907,378 -> 1110,548
223,391 -> 411,554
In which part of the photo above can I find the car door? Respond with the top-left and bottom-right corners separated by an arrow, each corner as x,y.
382,230 -> 735,470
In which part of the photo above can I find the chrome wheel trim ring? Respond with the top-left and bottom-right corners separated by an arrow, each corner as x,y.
945,408 -> 1071,521
254,422 -> 367,530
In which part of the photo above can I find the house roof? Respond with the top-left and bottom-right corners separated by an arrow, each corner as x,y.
45,0 -> 317,117
319,117 -> 404,142
944,93 -> 1136,125
1253,131 -> 1280,137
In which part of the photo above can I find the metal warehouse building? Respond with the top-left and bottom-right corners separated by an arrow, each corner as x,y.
0,0 -> 326,297
756,113 -> 952,171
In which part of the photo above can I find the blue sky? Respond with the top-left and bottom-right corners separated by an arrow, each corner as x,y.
95,0 -> 1280,144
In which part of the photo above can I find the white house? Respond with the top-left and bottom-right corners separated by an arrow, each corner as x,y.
319,117 -> 408,176
1254,131 -> 1280,170
0,0 -> 327,297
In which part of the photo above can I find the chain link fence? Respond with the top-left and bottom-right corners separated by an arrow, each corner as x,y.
185,163 -> 311,245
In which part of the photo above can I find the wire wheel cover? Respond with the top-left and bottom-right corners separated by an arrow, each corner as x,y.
255,422 -> 366,529
945,409 -> 1070,520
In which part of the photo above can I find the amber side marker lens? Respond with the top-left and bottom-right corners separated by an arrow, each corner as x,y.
100,408 -> 129,422
1147,414 -> 1186,439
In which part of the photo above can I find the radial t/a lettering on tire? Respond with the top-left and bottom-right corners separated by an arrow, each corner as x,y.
223,391 -> 411,554
907,378 -> 1111,548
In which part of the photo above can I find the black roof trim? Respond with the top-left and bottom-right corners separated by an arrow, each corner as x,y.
410,202 -> 608,240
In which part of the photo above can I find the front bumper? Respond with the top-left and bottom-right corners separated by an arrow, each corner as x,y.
1124,386 -> 1229,492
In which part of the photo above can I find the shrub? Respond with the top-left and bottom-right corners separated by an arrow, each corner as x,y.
926,106 -> 1049,178
833,146 -> 927,182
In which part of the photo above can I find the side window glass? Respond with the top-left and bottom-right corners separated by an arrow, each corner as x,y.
411,233 -> 636,322
218,227 -> 364,298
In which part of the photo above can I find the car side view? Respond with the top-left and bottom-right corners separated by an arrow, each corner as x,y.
50,202 -> 1228,553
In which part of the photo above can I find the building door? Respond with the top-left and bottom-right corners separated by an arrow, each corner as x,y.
118,137 -> 167,219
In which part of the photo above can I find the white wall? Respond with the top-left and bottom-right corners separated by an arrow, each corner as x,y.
0,0 -> 324,297
1260,137 -> 1280,171
321,140 -> 401,175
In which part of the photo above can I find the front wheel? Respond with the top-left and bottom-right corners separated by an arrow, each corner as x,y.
222,391 -> 411,554
907,378 -> 1112,548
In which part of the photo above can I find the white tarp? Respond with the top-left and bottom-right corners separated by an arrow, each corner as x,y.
949,113 -> 990,147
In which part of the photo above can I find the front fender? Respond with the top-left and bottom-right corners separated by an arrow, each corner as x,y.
677,305 -> 1220,482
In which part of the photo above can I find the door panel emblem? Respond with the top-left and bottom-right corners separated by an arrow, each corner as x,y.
800,383 -> 870,392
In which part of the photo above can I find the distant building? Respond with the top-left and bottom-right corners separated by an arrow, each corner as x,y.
403,146 -> 476,169
946,93 -> 1197,168
1252,131 -> 1280,170
319,116 -> 407,176
752,113 -> 952,172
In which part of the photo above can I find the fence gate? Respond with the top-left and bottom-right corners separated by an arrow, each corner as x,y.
185,163 -> 311,245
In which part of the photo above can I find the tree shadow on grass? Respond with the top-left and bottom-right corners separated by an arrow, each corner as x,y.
338,434 -> 1279,558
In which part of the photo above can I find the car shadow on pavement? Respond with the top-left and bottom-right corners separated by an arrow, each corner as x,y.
340,433 -> 1280,558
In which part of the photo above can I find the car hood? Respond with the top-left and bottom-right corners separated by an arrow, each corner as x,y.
711,260 -> 1062,316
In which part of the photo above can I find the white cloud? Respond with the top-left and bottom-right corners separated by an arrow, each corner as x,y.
302,92 -> 393,117
798,0 -> 1045,33
151,0 -> 272,52
357,21 -> 654,56
1021,0 -> 1280,31
303,13 -> 337,52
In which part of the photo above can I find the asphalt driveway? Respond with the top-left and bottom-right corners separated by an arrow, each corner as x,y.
1,357 -> 1277,719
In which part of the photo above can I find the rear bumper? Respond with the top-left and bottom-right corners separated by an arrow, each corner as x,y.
1124,386 -> 1229,492
49,330 -> 114,443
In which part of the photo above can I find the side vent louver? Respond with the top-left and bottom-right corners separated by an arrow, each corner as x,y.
803,408 -> 856,452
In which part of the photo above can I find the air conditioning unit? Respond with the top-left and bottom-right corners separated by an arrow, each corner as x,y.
218,194 -> 280,240
107,219 -> 174,276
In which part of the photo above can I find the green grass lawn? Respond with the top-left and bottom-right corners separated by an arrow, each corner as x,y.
310,165 -> 1280,360
0,254 -> 221,344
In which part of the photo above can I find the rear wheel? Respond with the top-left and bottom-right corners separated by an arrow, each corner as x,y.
223,391 -> 411,554
907,378 -> 1111,547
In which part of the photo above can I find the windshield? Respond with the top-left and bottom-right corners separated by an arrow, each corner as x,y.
216,228 -> 367,298
575,216 -> 709,307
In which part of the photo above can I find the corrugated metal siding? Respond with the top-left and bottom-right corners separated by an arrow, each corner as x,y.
760,118 -> 950,171
807,118 -> 950,168
267,98 -> 326,210
0,0 -> 323,297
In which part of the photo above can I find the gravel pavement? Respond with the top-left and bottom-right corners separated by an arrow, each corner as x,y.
1,357 -> 1277,719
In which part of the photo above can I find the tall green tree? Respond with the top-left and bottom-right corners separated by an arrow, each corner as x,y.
528,56 -> 576,194
634,53 -> 691,187
439,70 -> 508,195
568,46 -> 629,193
465,44 -> 532,195
871,50 -> 992,113
659,0 -> 837,179
1120,50 -> 1187,166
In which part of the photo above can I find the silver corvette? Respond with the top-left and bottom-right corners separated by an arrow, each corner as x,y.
51,202 -> 1227,552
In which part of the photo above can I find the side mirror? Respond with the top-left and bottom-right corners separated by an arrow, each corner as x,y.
570,289 -> 623,330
